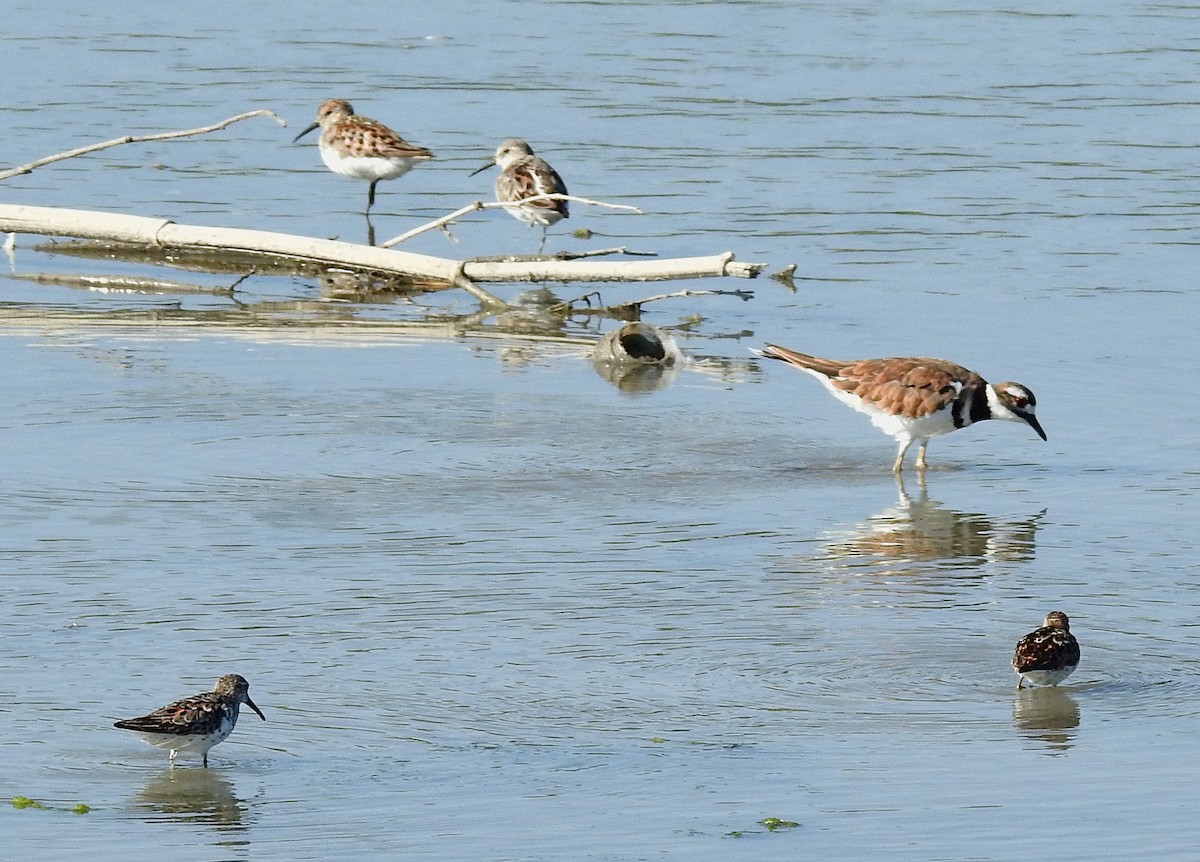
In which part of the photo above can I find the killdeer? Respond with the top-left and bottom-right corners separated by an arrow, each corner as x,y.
1012,611 -> 1080,689
758,343 -> 1046,472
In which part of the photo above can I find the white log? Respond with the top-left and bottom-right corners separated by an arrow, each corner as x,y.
0,204 -> 764,296
462,252 -> 759,283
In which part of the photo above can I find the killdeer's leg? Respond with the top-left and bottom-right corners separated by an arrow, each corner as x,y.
892,439 -> 913,473
915,440 -> 930,470
169,748 -> 179,767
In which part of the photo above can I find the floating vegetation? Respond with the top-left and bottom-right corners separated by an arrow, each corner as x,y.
727,816 -> 800,837
758,816 -> 799,832
11,796 -> 91,814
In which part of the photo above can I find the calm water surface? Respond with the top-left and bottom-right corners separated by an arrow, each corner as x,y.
3,2 -> 1200,860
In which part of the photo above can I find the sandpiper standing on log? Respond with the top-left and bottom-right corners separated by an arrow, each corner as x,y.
293,99 -> 432,214
757,343 -> 1046,472
471,139 -> 569,252
114,674 -> 266,767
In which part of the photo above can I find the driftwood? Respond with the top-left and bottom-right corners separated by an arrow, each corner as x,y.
0,204 -> 764,305
0,110 -> 285,181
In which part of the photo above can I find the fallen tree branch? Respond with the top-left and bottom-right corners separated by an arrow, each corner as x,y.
379,194 -> 642,248
0,110 -> 287,181
463,251 -> 763,283
0,204 -> 764,296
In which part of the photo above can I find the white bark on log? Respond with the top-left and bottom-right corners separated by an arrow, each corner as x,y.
462,252 -> 757,283
0,203 -> 462,278
0,204 -> 764,295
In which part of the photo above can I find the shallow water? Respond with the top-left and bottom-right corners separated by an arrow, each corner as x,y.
4,2 -> 1200,860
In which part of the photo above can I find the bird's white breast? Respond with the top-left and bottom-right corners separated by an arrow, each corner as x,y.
319,147 -> 422,182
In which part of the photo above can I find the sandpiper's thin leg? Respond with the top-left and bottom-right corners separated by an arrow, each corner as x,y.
367,179 -> 379,213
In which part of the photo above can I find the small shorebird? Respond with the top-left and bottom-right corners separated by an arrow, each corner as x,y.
757,343 -> 1046,472
471,139 -> 568,251
293,98 -> 432,214
114,674 -> 266,767
1013,611 -> 1081,689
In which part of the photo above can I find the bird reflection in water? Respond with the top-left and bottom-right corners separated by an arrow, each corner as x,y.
823,473 -> 1045,578
1012,686 -> 1081,754
134,766 -> 250,832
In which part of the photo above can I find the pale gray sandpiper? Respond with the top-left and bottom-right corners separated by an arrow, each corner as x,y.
293,98 -> 433,214
757,343 -> 1046,473
1013,611 -> 1081,689
471,139 -> 568,251
114,674 -> 265,767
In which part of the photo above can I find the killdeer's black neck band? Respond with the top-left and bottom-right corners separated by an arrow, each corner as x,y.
952,385 -> 990,429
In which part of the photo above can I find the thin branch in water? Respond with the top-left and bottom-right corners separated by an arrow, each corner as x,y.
452,272 -> 508,308
556,290 -> 606,309
550,287 -> 754,318
378,195 -> 642,249
0,110 -> 287,182
226,269 -> 257,294
552,247 -> 659,260
630,288 -> 755,305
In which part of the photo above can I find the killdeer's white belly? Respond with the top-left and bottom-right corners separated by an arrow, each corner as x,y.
825,386 -> 958,441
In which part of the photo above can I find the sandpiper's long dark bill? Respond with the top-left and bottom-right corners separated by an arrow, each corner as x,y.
758,343 -> 1046,472
114,673 -> 265,767
294,98 -> 432,214
1013,611 -> 1080,689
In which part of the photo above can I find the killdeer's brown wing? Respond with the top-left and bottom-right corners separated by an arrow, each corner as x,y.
834,357 -> 984,419
762,346 -> 985,419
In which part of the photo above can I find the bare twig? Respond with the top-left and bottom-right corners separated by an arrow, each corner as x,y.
378,194 -> 642,248
629,288 -> 755,305
378,201 -> 486,248
0,110 -> 287,181
553,247 -> 659,260
550,287 -> 754,317
227,270 -> 257,293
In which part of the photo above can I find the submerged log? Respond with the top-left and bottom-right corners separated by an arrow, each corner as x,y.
0,204 -> 765,305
